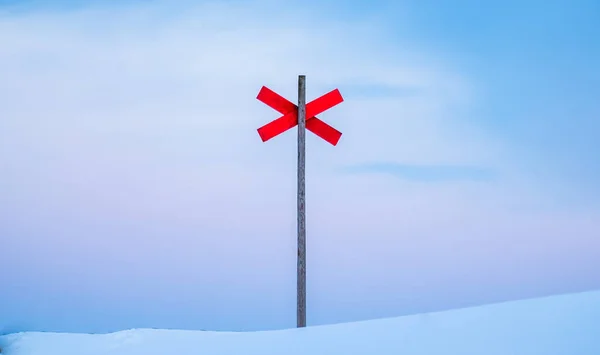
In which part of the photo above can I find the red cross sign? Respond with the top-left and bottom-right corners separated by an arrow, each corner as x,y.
256,86 -> 343,146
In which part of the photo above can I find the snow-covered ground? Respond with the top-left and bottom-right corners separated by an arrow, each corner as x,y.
2,290 -> 599,355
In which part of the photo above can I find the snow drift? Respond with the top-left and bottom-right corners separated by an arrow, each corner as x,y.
1,289 -> 599,355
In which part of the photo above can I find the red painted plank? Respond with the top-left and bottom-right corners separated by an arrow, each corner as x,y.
257,86 -> 295,114
307,118 -> 342,146
257,89 -> 343,143
257,87 -> 343,145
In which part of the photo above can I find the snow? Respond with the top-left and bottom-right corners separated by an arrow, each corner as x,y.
2,290 -> 599,355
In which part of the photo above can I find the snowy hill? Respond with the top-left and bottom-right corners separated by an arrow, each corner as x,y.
2,290 -> 599,355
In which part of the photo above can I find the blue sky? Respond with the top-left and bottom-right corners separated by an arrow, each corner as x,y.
1,0 -> 599,334
412,0 -> 600,195
382,0 -> 600,197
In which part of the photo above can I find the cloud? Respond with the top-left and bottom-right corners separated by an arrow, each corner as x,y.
0,0 -> 504,228
339,162 -> 496,182
338,83 -> 421,99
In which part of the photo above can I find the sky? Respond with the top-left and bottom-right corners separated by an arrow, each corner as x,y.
0,0 -> 599,334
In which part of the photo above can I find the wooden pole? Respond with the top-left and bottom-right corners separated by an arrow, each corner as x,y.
297,74 -> 307,328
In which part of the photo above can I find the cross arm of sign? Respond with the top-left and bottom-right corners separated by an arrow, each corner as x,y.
256,86 -> 344,146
